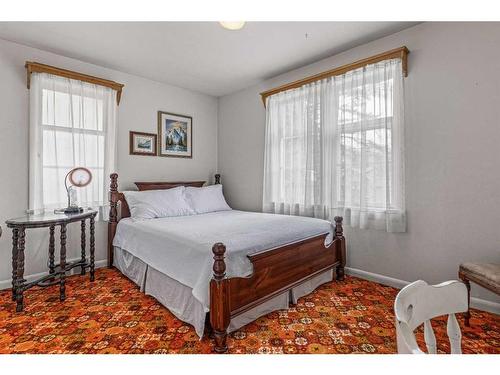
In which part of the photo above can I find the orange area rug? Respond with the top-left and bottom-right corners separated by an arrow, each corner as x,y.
0,268 -> 498,354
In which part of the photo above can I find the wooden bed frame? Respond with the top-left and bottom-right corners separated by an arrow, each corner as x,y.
107,173 -> 346,353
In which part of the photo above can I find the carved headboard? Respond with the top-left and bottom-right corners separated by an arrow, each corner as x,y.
107,173 -> 221,267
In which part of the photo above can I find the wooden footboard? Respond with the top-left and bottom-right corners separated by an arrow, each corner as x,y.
210,216 -> 346,353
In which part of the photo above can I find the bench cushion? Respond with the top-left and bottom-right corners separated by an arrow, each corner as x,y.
459,262 -> 500,294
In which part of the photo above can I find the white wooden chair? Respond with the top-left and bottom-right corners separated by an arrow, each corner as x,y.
394,280 -> 468,354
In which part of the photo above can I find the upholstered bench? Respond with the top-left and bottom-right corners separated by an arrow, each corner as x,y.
459,262 -> 500,326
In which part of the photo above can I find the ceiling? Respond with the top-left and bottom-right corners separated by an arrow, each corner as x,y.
0,22 -> 417,97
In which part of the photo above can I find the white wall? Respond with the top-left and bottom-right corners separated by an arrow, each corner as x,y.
0,38 -> 218,286
218,22 -> 500,306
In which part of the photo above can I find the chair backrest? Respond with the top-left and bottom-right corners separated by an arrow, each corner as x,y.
394,280 -> 468,354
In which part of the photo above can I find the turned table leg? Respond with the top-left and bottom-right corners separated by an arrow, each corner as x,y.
59,224 -> 67,301
11,228 -> 18,301
15,228 -> 25,312
90,215 -> 95,282
80,220 -> 86,275
48,225 -> 55,277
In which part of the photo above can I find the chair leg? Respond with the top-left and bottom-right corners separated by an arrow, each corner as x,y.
460,276 -> 471,327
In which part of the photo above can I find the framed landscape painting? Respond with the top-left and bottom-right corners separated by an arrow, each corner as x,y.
129,131 -> 157,156
157,111 -> 192,158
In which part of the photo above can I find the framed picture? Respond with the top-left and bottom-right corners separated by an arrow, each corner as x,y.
157,111 -> 192,158
129,131 -> 157,156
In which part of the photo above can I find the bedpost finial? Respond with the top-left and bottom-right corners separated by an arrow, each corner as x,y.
212,242 -> 226,280
334,216 -> 344,238
214,174 -> 221,185
110,173 -> 118,192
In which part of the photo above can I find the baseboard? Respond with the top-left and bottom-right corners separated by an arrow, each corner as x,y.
346,266 -> 500,315
346,267 -> 408,289
470,296 -> 500,315
0,258 -> 107,291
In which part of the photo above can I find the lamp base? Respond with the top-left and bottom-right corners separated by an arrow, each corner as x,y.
64,207 -> 84,214
54,207 -> 84,214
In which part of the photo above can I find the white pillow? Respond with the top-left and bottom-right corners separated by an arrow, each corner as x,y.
184,184 -> 232,214
123,186 -> 194,219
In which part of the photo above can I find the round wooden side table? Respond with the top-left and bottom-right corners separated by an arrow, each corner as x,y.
6,209 -> 97,312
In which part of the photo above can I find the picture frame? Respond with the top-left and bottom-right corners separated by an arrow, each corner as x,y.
129,131 -> 157,156
157,111 -> 192,158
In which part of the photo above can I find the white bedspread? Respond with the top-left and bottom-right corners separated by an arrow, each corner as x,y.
113,210 -> 333,311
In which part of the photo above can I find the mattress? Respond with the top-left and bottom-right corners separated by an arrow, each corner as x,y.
112,210 -> 334,310
114,246 -> 333,338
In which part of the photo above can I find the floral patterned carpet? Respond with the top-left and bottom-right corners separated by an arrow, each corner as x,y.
0,268 -> 498,354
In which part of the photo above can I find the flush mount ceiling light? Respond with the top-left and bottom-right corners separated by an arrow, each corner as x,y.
219,21 -> 246,31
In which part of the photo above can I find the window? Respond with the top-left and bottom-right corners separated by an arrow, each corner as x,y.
29,73 -> 117,214
41,88 -> 105,207
337,73 -> 395,211
263,59 -> 405,232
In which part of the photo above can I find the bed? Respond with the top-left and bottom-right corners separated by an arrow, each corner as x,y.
107,173 -> 346,353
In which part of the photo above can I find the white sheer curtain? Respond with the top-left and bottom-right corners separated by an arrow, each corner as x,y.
263,59 -> 405,232
29,72 -> 117,218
